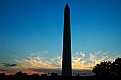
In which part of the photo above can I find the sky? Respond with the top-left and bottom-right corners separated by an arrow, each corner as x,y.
0,0 -> 121,75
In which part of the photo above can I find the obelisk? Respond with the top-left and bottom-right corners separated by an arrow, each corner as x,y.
62,3 -> 72,76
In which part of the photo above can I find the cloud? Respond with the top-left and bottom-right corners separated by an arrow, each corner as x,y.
43,51 -> 49,54
30,68 -> 94,76
76,51 -> 116,69
0,51 -> 119,75
0,69 -> 8,72
31,68 -> 60,73
14,51 -> 119,71
4,64 -> 17,67
80,52 -> 86,57
16,55 -> 59,69
0,63 -> 17,67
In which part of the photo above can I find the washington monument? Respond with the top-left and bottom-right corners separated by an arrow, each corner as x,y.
62,3 -> 72,76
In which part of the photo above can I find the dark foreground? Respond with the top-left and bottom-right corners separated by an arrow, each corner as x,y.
0,75 -> 121,80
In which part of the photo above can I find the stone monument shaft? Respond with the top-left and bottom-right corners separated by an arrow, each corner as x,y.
62,4 -> 72,76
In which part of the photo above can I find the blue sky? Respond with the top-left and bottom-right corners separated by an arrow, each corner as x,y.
0,0 -> 121,74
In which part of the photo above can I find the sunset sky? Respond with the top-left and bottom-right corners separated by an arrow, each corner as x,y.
0,0 -> 121,75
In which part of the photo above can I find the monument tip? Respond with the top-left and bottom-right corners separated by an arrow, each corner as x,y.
65,3 -> 70,9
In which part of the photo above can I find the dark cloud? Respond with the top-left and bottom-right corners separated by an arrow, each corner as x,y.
32,69 -> 61,73
31,68 -> 94,76
1,63 -> 17,67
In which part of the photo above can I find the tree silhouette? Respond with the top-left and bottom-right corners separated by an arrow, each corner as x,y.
92,57 -> 121,78
92,61 -> 112,77
111,57 -> 121,77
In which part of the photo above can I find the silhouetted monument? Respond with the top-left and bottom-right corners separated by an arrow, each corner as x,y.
62,3 -> 72,76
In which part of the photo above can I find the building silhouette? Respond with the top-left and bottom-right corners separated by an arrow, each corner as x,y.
62,3 -> 72,76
